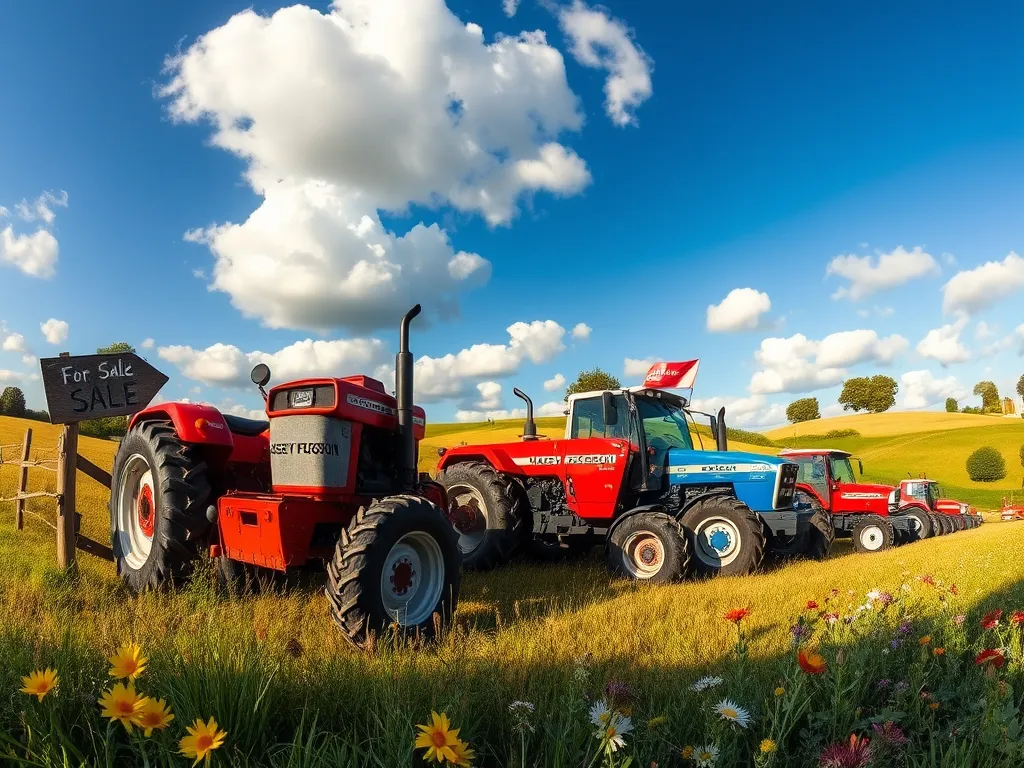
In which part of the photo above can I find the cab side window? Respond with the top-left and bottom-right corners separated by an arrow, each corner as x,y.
570,396 -> 629,439
795,456 -> 828,499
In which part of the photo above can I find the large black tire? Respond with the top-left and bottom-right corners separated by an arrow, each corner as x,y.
680,495 -> 766,577
605,511 -> 690,583
800,498 -> 834,560
939,515 -> 954,535
851,515 -> 894,553
325,495 -> 460,647
218,557 -> 279,596
437,462 -> 525,571
109,421 -> 211,590
903,508 -> 932,541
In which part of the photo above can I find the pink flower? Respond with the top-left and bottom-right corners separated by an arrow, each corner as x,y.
819,735 -> 872,768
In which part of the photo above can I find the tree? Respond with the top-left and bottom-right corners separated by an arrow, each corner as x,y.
945,397 -> 959,413
786,397 -> 820,423
1017,374 -> 1024,405
565,368 -> 621,400
973,381 -> 1001,414
966,446 -> 1006,482
1019,443 -> 1024,470
80,342 -> 138,439
0,386 -> 27,418
839,375 -> 898,413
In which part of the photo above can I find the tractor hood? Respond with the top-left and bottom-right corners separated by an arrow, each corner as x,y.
665,449 -> 798,512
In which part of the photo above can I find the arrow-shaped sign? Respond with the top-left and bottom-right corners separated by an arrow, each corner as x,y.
39,353 -> 169,425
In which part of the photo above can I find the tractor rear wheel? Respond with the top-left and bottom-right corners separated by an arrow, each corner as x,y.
903,508 -> 932,541
801,498 -> 834,560
325,495 -> 460,647
929,513 -> 943,536
437,462 -> 525,571
851,515 -> 894,553
940,515 -> 954,535
680,496 -> 766,577
109,421 -> 211,590
606,511 -> 690,583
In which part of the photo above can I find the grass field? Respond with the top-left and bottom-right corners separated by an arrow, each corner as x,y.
3,412 -> 1024,765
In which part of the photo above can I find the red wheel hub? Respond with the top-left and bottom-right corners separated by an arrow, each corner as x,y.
451,501 -> 485,534
137,485 -> 155,538
390,558 -> 415,595
638,542 -> 660,566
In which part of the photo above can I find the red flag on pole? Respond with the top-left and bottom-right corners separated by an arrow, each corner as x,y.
642,360 -> 700,389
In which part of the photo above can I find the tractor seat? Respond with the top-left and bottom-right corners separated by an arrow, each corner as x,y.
222,414 -> 269,436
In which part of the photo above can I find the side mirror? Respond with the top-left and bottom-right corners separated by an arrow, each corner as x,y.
250,363 -> 272,387
858,459 -> 864,476
602,391 -> 617,426
709,415 -> 719,442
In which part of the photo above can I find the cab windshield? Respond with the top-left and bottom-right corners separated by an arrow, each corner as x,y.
829,457 -> 856,484
635,397 -> 694,451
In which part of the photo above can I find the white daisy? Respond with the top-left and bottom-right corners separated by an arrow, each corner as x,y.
689,675 -> 724,692
866,589 -> 881,601
589,700 -> 613,727
713,698 -> 752,728
509,701 -> 535,713
695,743 -> 719,767
595,712 -> 633,752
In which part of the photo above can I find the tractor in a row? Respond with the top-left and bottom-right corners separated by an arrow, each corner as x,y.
109,305 -> 461,647
777,448 -> 980,552
436,361 -> 832,581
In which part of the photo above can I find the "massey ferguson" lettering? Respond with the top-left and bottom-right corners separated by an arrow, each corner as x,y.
270,442 -> 341,456
565,454 -> 617,465
513,456 -> 563,466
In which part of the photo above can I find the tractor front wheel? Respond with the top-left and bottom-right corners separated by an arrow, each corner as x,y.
851,515 -> 894,553
680,496 -> 766,577
325,495 -> 461,647
605,511 -> 690,583
940,515 -> 954,535
903,509 -> 932,541
109,421 -> 211,590
802,500 -> 834,560
437,462 -> 525,571
929,513 -> 943,536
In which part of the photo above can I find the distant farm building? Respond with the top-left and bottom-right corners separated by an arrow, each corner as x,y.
1003,397 -> 1017,416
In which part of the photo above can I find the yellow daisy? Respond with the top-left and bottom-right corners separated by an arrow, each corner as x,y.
108,642 -> 148,680
20,669 -> 58,702
179,717 -> 228,766
415,711 -> 463,764
98,682 -> 146,732
137,697 -> 175,737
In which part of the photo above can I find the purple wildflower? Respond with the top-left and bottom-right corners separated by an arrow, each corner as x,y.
604,679 -> 634,707
876,678 -> 891,689
953,614 -> 966,626
897,622 -> 912,635
871,721 -> 908,747
819,735 -> 872,768
876,592 -> 894,607
889,639 -> 901,649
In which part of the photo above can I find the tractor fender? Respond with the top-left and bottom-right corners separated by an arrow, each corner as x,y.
436,447 -> 523,475
129,402 -> 234,448
605,504 -> 672,542
898,500 -> 931,515
676,488 -> 736,519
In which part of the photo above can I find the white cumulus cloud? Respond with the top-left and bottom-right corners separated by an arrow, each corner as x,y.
1,227 -> 59,278
140,338 -> 155,350
827,245 -> 938,301
571,322 -> 592,340
544,372 -> 566,391
558,1 -> 652,127
916,319 -> 970,366
624,356 -> 661,378
942,251 -> 1024,315
749,330 -> 908,395
163,0 -> 591,331
900,370 -> 966,410
503,0 -> 519,16
706,288 -> 771,332
690,393 -> 786,430
2,333 -> 28,354
40,318 -> 68,345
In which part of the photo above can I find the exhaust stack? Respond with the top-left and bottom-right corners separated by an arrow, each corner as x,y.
716,407 -> 728,451
514,388 -> 538,441
396,304 -> 422,489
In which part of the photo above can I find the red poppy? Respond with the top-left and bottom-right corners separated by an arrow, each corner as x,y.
723,607 -> 751,624
807,600 -> 819,610
1010,611 -> 1024,626
797,648 -> 827,675
949,584 -> 959,596
921,574 -> 935,586
975,649 -> 1006,669
981,609 -> 1003,630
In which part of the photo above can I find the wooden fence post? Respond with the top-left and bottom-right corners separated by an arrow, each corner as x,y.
55,350 -> 79,572
15,428 -> 32,530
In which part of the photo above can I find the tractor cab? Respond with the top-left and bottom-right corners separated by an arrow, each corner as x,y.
900,479 -> 940,512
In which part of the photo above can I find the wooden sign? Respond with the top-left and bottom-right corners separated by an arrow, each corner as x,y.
39,353 -> 169,425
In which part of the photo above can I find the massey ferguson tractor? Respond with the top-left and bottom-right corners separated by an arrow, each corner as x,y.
108,305 -> 461,647
898,478 -> 979,534
436,361 -> 832,582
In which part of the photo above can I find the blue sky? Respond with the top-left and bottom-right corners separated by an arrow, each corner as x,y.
2,0 -> 1023,428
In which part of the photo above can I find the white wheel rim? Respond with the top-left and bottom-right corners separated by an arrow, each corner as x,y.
908,515 -> 922,535
115,454 -> 155,570
621,530 -> 665,579
380,532 -> 445,627
694,516 -> 741,567
447,484 -> 488,556
859,525 -> 885,551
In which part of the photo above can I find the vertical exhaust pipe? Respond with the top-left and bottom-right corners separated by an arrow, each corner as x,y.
396,304 -> 422,489
513,388 -> 537,440
716,407 -> 728,451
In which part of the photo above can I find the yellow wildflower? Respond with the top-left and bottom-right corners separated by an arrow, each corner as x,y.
179,717 -> 228,766
108,642 -> 148,680
19,669 -> 58,702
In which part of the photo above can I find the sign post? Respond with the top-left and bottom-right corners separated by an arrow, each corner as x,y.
39,351 -> 168,571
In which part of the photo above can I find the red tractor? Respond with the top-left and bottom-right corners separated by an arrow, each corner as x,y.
436,364 -> 829,582
777,448 -> 919,552
108,305 -> 461,647
898,478 -> 979,535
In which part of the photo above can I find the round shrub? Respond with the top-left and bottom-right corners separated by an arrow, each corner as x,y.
966,446 -> 1006,482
